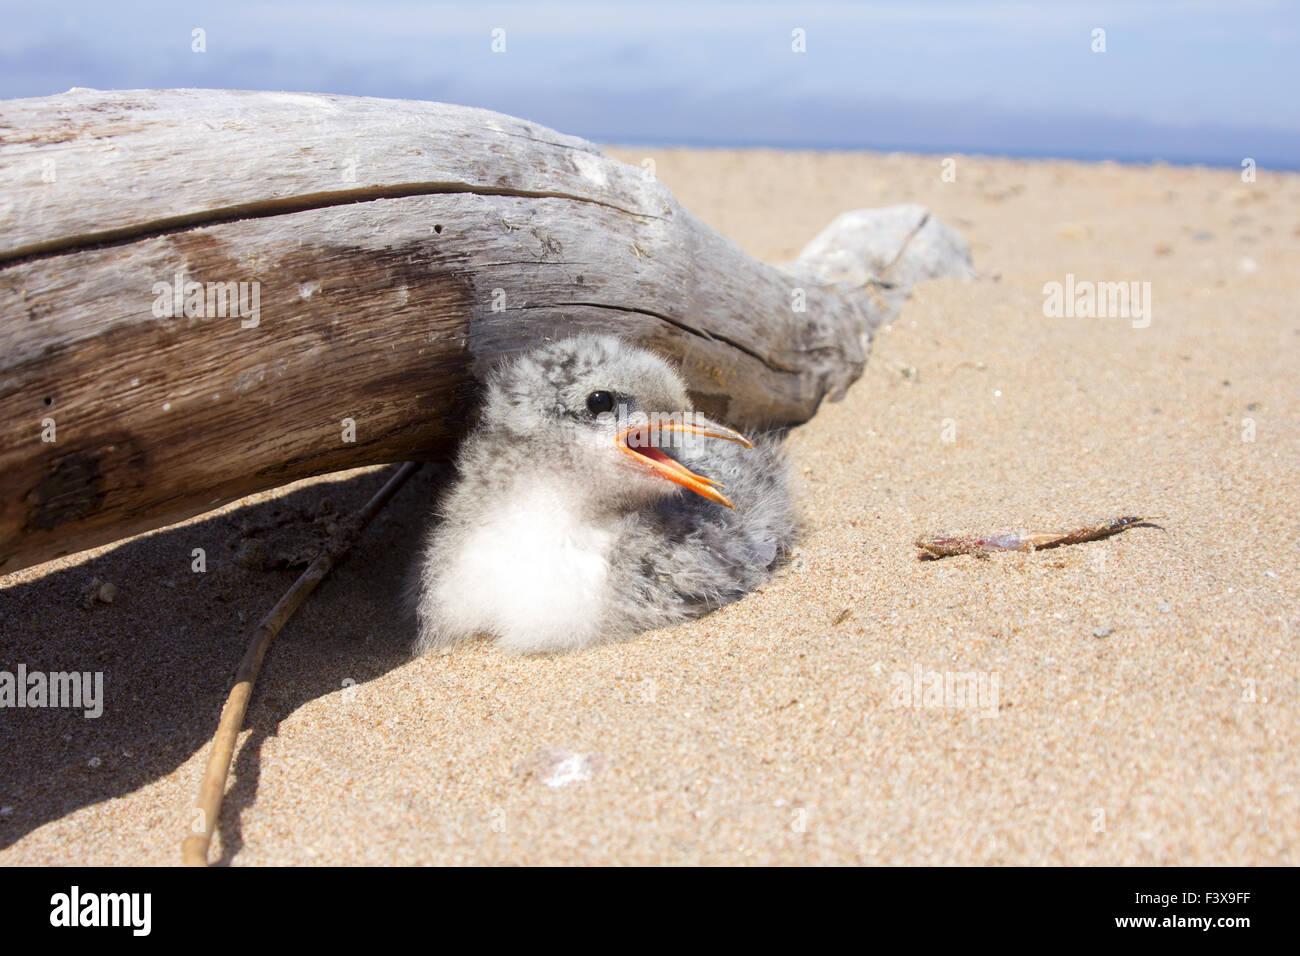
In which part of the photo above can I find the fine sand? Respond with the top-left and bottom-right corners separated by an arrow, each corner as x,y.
1,147 -> 1296,865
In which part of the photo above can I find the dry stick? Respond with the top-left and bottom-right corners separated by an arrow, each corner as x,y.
180,461 -> 422,866
914,516 -> 1163,561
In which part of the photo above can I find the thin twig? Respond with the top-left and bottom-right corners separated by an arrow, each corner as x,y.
181,461 -> 422,866
915,515 -> 1165,561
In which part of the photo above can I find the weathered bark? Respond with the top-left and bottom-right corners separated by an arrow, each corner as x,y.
0,89 -> 973,575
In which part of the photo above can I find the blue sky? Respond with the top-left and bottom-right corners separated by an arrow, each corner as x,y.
1,1 -> 1296,166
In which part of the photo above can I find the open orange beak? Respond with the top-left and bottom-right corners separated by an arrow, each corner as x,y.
616,415 -> 753,509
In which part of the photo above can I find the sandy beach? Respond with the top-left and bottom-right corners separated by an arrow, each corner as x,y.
1,147 -> 1296,865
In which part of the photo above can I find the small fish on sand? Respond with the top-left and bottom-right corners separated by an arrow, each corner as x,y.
914,516 -> 1162,561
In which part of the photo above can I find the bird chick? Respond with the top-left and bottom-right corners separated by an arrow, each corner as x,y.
413,334 -> 795,655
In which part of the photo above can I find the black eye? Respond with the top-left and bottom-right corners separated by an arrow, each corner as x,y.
586,390 -> 615,415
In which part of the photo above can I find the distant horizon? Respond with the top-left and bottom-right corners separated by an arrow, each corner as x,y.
9,83 -> 1290,173
603,139 -> 1298,173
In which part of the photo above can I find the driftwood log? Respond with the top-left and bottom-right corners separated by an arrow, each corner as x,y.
0,89 -> 973,576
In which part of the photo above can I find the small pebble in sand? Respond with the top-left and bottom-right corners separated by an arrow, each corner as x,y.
1093,626 -> 1115,638
87,757 -> 101,769
545,753 -> 594,787
79,577 -> 118,608
515,747 -> 605,788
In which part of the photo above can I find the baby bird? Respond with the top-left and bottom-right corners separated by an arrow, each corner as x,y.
413,334 -> 796,655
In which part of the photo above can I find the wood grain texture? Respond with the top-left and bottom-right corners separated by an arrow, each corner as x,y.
0,89 -> 973,574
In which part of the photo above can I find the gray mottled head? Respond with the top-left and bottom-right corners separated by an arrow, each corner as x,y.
478,335 -> 748,510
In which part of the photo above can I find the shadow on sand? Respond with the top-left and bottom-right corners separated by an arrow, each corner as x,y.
0,463 -> 447,860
